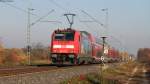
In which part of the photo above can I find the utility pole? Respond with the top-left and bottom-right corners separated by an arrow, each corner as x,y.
100,8 -> 108,84
64,13 -> 76,29
27,8 -> 34,65
102,8 -> 108,36
26,9 -> 54,65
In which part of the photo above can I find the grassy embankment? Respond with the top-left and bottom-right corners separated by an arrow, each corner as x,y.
61,61 -> 138,84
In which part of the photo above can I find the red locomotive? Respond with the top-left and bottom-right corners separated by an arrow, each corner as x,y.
50,28 -> 120,65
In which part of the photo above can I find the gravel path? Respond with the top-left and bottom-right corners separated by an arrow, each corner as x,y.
0,65 -> 101,84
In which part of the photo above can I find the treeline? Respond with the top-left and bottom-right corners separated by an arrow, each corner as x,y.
137,48 -> 150,63
0,43 -> 50,66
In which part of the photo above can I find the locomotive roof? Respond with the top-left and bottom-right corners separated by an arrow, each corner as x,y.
54,28 -> 75,33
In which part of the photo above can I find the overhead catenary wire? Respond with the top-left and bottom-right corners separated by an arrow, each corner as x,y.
78,10 -> 107,37
0,0 -> 13,2
47,0 -> 67,11
79,20 -> 96,22
76,15 -> 91,30
2,1 -> 56,26
81,10 -> 104,27
1,2 -> 38,16
76,15 -> 100,37
40,20 -> 62,24
31,9 -> 55,26
80,9 -> 127,52
108,35 -> 128,52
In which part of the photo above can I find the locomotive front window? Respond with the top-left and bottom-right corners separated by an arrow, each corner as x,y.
55,34 -> 64,40
54,32 -> 74,41
65,33 -> 74,40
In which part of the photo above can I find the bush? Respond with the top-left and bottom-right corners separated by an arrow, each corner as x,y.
0,44 -> 5,65
0,43 -> 28,66
4,48 -> 28,66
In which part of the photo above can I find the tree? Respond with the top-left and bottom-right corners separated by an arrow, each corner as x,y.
4,48 -> 28,65
31,42 -> 50,63
137,48 -> 150,63
0,43 -> 4,65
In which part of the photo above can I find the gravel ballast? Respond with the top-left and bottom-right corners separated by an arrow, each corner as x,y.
0,65 -> 101,84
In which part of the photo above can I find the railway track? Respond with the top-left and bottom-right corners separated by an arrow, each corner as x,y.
0,64 -> 103,77
0,65 -> 59,77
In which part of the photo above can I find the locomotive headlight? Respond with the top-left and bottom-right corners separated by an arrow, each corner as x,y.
53,45 -> 61,48
66,45 -> 74,48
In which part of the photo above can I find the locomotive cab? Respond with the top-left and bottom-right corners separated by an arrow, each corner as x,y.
50,28 -> 80,65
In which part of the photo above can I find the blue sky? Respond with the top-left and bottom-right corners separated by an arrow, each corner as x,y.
0,0 -> 150,55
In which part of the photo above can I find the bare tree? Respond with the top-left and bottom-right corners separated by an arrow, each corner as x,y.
31,42 -> 50,64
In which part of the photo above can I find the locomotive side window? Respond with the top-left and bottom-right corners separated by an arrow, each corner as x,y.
80,32 -> 92,55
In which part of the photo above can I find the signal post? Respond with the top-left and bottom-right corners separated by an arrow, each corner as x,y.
100,36 -> 107,84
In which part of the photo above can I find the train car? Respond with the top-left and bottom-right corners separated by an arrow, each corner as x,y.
107,47 -> 120,62
50,28 -> 103,65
